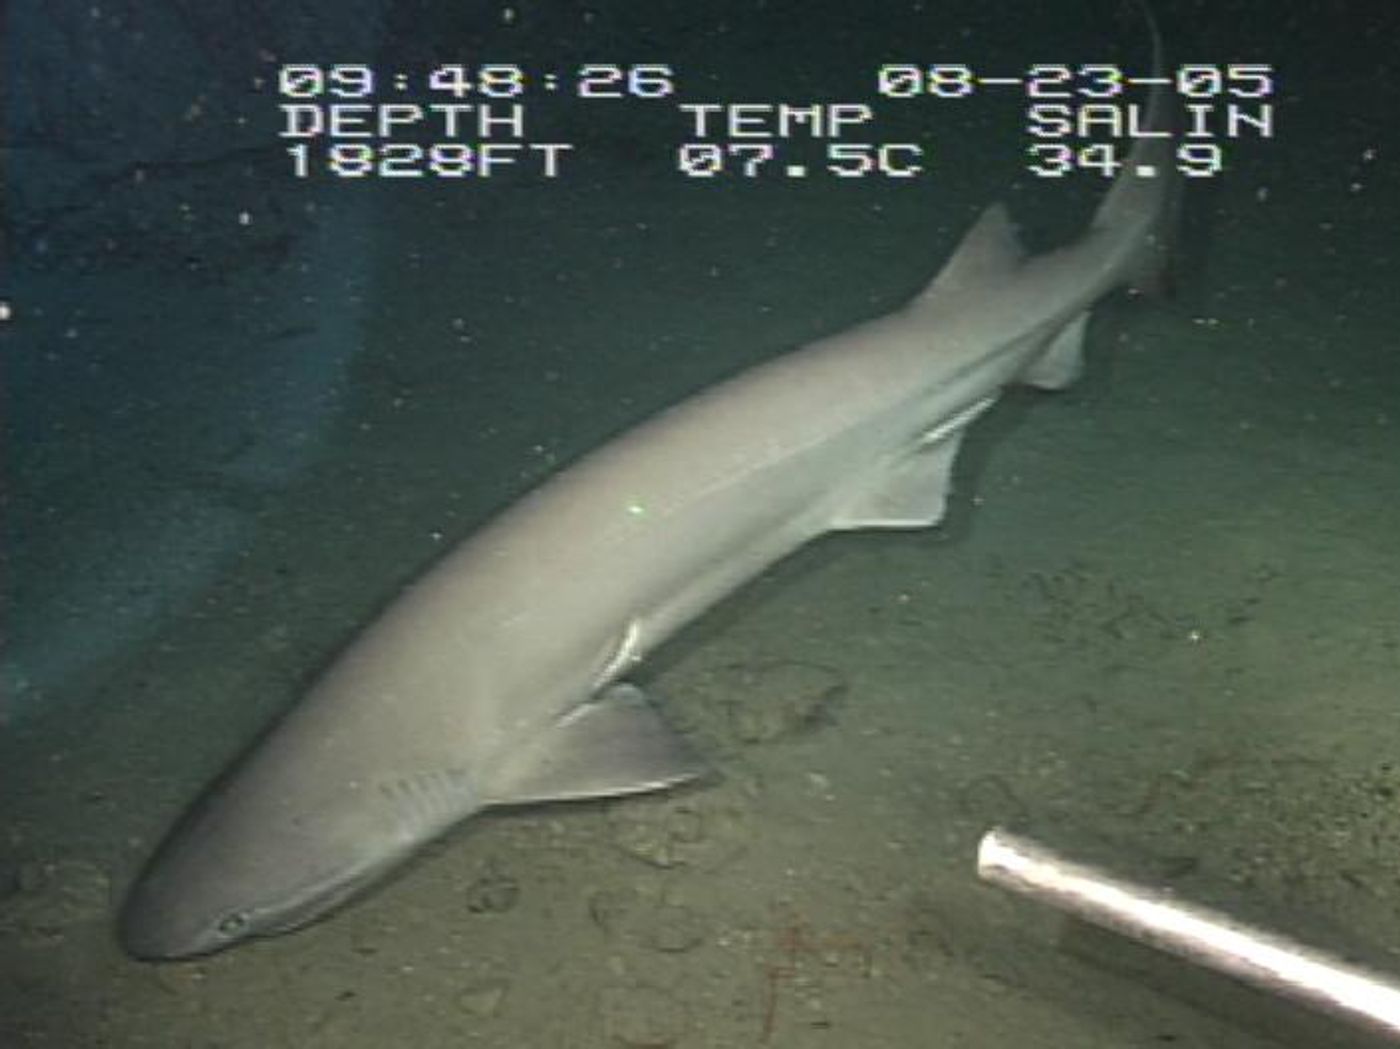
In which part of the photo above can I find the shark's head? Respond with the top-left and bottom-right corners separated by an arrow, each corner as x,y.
118,734 -> 449,960
119,819 -> 397,960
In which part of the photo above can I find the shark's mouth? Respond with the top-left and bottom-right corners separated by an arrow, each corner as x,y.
247,848 -> 411,940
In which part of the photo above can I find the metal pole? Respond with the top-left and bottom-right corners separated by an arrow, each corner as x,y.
977,826 -> 1400,1042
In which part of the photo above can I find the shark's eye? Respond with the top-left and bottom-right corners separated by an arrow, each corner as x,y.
217,911 -> 251,938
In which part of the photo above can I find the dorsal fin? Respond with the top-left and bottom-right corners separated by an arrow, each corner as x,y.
914,203 -> 1025,307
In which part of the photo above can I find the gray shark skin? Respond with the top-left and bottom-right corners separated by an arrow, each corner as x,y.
119,15 -> 1176,961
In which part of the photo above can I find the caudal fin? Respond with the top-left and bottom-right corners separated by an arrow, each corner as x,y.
1090,0 -> 1179,296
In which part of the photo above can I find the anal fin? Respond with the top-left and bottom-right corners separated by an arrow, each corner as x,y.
1022,310 -> 1089,390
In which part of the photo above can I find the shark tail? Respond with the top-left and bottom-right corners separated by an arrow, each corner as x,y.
1091,0 -> 1180,297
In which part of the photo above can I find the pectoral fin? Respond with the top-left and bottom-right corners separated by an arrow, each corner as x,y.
485,684 -> 706,807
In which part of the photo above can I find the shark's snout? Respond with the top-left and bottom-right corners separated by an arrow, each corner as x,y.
119,777 -> 416,962
118,863 -> 232,960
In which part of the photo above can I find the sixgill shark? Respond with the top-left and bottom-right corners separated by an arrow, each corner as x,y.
121,9 -> 1176,959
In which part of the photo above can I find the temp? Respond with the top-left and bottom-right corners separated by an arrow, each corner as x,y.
678,102 -> 873,139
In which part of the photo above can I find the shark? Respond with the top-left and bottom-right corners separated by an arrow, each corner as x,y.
119,10 -> 1176,960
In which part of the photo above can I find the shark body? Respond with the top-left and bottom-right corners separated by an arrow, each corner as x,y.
120,14 -> 1175,960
